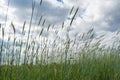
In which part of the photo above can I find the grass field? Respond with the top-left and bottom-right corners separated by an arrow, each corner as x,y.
1,52 -> 120,80
0,0 -> 120,80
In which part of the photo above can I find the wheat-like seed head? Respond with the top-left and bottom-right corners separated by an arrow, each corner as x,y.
11,22 -> 16,34
22,21 -> 26,34
70,7 -> 79,26
2,28 -> 4,38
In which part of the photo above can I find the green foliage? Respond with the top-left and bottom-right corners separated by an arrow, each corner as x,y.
1,53 -> 120,80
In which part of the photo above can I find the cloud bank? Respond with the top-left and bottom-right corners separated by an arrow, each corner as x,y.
0,0 -> 120,45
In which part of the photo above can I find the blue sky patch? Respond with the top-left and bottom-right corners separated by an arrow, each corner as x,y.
57,0 -> 64,3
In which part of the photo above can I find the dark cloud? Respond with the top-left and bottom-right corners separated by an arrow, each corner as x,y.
104,3 -> 120,31
35,1 -> 69,24
3,0 -> 120,36
9,0 -> 69,26
9,0 -> 32,22
96,0 -> 120,32
10,0 -> 32,9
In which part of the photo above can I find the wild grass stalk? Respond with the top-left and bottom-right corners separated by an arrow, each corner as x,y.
0,28 -> 4,65
0,28 -> 4,80
24,0 -> 35,64
5,0 -> 11,27
62,32 -> 71,80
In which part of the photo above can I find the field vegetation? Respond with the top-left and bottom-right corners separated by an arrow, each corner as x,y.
0,0 -> 120,80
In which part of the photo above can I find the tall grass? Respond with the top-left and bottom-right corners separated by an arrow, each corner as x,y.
0,0 -> 120,80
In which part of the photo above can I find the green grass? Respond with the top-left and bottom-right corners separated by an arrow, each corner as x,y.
1,53 -> 120,80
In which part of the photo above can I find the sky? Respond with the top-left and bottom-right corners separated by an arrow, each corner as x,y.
0,0 -> 120,46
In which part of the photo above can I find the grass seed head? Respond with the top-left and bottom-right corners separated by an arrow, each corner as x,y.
70,7 -> 79,26
69,6 -> 74,15
40,0 -> 42,6
22,21 -> 26,34
11,22 -> 16,34
2,28 -> 4,38
47,24 -> 51,31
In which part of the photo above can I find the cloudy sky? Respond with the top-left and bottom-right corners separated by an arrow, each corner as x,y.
0,0 -> 120,45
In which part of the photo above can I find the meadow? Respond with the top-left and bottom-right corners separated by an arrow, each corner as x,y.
0,0 -> 120,80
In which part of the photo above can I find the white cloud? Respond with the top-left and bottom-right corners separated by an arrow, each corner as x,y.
0,0 -> 120,47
